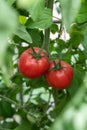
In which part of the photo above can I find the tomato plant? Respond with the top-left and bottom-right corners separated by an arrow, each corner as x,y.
0,0 -> 87,130
18,47 -> 50,78
46,60 -> 74,89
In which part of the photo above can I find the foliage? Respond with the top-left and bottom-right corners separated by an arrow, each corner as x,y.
0,0 -> 87,130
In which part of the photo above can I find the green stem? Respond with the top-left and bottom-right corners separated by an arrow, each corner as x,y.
19,85 -> 24,106
58,59 -> 62,69
0,94 -> 23,109
52,89 -> 63,105
53,16 -> 61,21
42,0 -> 54,54
25,89 -> 33,106
52,60 -> 63,70
42,29 -> 50,53
58,22 -> 63,39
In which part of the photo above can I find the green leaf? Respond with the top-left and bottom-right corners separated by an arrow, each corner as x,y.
19,15 -> 27,25
0,100 -> 14,118
0,0 -> 18,87
56,39 -> 67,52
76,3 -> 87,23
81,23 -> 87,57
28,29 -> 43,47
67,23 -> 83,48
0,0 -> 17,59
0,121 -> 17,129
68,66 -> 85,97
4,44 -> 14,76
27,8 -> 52,29
14,120 -> 32,130
59,0 -> 81,31
69,31 -> 83,48
17,0 -> 45,21
15,24 -> 32,43
25,76 -> 49,89
6,0 -> 16,5
51,23 -> 59,34
78,51 -> 86,64
11,72 -> 23,85
50,90 -> 70,118
28,0 -> 45,21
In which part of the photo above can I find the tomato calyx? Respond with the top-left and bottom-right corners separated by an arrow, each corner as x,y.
29,47 -> 46,59
50,60 -> 66,71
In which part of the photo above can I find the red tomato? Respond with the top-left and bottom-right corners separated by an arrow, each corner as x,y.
18,47 -> 50,78
46,60 -> 74,89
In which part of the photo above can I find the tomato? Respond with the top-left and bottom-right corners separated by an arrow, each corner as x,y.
46,60 -> 74,89
18,47 -> 50,78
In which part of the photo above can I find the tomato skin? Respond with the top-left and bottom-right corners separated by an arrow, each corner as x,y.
18,47 -> 50,78
46,60 -> 74,89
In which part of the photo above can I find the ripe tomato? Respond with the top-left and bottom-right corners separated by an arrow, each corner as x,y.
18,47 -> 50,78
46,60 -> 74,89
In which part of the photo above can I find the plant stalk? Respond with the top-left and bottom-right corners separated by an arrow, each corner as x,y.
42,0 -> 54,54
19,84 -> 24,106
0,94 -> 23,109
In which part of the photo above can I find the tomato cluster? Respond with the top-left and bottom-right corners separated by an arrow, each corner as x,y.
18,47 -> 74,89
